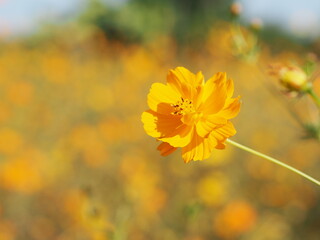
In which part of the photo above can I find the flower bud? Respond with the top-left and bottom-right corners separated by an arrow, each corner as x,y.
279,66 -> 308,91
269,64 -> 309,92
306,52 -> 317,62
230,2 -> 242,16
250,18 -> 263,31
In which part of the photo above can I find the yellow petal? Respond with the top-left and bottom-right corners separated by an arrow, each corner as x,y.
195,71 -> 205,85
215,141 -> 226,149
211,121 -> 237,145
157,142 -> 177,156
160,124 -> 194,147
141,110 -> 183,138
172,67 -> 204,86
181,112 -> 196,126
196,115 -> 227,138
203,72 -> 227,99
199,72 -> 227,115
167,67 -> 203,100
148,82 -> 180,114
218,96 -> 241,119
217,121 -> 236,137
182,129 -> 218,163
226,78 -> 234,98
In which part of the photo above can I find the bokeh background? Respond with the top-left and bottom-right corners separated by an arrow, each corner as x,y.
0,0 -> 320,239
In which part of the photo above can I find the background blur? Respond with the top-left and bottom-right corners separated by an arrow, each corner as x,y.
0,0 -> 320,239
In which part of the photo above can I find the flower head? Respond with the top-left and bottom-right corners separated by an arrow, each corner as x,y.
250,18 -> 263,31
141,67 -> 241,163
269,64 -> 308,92
230,2 -> 242,16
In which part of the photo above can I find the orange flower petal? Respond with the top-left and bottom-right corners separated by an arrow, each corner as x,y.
171,67 -> 204,87
157,142 -> 177,156
141,110 -> 183,138
212,121 -> 237,146
182,129 -> 218,163
160,124 -> 194,147
147,83 -> 180,114
167,67 -> 203,100
218,121 -> 237,136
218,96 -> 241,119
226,78 -> 235,98
200,72 -> 227,115
181,112 -> 196,126
196,115 -> 227,138
141,110 -> 193,148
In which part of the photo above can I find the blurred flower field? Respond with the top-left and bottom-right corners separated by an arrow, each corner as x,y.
0,1 -> 320,239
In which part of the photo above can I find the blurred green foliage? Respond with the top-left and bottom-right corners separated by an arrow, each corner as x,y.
77,0 -> 233,44
73,0 -> 317,52
19,0 -> 320,54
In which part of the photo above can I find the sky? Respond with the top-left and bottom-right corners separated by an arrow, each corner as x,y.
240,0 -> 320,38
0,0 -> 80,35
0,0 -> 320,38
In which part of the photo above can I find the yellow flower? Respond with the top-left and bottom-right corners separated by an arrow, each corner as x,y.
279,66 -> 308,91
269,64 -> 308,92
141,67 -> 241,162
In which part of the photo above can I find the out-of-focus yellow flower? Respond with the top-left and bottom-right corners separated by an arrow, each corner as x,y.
85,84 -> 114,112
197,173 -> 229,206
120,155 -> 167,217
63,189 -> 111,240
6,81 -> 34,106
0,148 -> 46,194
269,64 -> 308,92
42,52 -> 71,84
0,128 -> 24,155
230,27 -> 259,61
0,220 -> 16,240
141,67 -> 241,162
68,124 -> 108,167
213,200 -> 257,239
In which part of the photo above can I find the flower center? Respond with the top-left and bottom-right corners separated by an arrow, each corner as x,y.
171,97 -> 195,115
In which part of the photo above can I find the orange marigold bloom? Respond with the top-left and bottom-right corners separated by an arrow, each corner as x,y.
141,67 -> 241,163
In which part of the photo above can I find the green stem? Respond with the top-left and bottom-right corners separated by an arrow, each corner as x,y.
226,139 -> 320,186
307,88 -> 320,108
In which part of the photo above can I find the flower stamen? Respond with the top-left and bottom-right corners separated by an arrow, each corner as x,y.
171,97 -> 195,115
